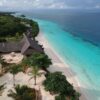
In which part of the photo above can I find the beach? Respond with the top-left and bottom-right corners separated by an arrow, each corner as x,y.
0,32 -> 86,100
36,32 -> 86,100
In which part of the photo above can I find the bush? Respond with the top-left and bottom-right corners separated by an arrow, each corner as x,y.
8,85 -> 37,100
28,52 -> 52,69
20,18 -> 39,37
0,14 -> 39,38
43,72 -> 80,100
43,72 -> 73,94
55,94 -> 66,100
0,15 -> 27,37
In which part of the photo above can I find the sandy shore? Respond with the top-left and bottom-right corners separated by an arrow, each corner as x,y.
0,72 -> 48,100
0,32 -> 87,100
36,32 -> 86,100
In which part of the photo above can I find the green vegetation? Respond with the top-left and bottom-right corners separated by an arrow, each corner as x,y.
21,52 -> 52,84
43,72 -> 80,100
20,15 -> 26,18
28,52 -> 52,70
21,18 -> 39,37
0,56 -> 9,75
55,94 -> 66,100
21,52 -> 52,72
9,64 -> 23,86
0,15 -> 27,37
0,12 -> 80,100
8,85 -> 40,100
20,57 -> 30,73
0,14 -> 39,41
29,66 -> 41,85
0,56 -> 5,75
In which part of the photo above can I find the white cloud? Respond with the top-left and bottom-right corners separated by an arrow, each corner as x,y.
46,2 -> 67,9
95,5 -> 100,9
0,0 -> 68,10
0,0 -> 100,10
0,0 -> 6,6
0,2 -> 3,6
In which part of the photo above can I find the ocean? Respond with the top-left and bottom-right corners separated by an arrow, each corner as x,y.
21,10 -> 100,100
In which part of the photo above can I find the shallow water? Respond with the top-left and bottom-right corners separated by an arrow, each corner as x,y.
35,19 -> 100,100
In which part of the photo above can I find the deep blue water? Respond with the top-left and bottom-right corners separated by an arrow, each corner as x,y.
22,10 -> 100,46
20,10 -> 100,100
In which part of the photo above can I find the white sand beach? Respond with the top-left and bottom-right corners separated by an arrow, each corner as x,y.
0,32 -> 87,100
0,70 -> 56,100
36,32 -> 86,100
0,52 -> 55,100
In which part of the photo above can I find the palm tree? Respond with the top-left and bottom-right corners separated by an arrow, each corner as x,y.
29,52 -> 52,72
10,64 -> 22,86
8,85 -> 37,100
29,66 -> 40,85
21,57 -> 30,73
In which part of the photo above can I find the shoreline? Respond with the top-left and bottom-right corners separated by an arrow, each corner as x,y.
36,32 -> 86,100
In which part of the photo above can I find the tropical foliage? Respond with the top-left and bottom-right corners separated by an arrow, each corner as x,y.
0,56 -> 9,75
0,14 -> 39,41
0,15 -> 27,37
8,85 -> 40,100
43,72 -> 80,100
21,57 -> 30,72
55,94 -> 66,100
21,52 -> 51,85
9,64 -> 22,86
28,52 -> 52,70
21,52 -> 51,73
0,12 -> 80,100
29,66 -> 40,85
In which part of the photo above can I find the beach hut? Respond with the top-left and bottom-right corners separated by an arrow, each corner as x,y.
0,34 -> 43,55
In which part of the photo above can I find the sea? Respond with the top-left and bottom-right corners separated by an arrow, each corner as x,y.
20,9 -> 100,100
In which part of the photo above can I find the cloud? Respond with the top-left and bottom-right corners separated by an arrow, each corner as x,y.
0,0 -> 5,6
0,0 -> 69,10
0,0 -> 100,10
95,5 -> 100,9
0,2 -> 3,6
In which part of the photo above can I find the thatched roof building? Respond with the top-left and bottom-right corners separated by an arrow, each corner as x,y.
0,34 -> 43,55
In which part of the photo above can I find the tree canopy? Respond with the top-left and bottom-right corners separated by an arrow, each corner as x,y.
0,15 -> 27,37
55,94 -> 66,100
0,14 -> 39,39
26,52 -> 52,69
8,85 -> 38,100
43,72 -> 80,100
9,64 -> 23,75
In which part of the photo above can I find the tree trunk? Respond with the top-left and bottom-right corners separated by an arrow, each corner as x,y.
34,75 -> 36,85
35,90 -> 37,100
13,75 -> 15,87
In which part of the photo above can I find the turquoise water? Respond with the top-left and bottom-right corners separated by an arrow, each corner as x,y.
36,19 -> 100,100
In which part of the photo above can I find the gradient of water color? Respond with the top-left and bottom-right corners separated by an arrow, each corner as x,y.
36,19 -> 100,100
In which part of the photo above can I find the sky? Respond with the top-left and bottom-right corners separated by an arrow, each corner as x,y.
0,0 -> 100,11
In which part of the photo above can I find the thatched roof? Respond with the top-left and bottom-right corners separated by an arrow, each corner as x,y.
21,34 -> 43,54
0,42 -> 22,53
0,34 -> 43,55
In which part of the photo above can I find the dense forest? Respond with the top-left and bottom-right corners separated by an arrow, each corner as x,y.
0,12 -> 39,39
